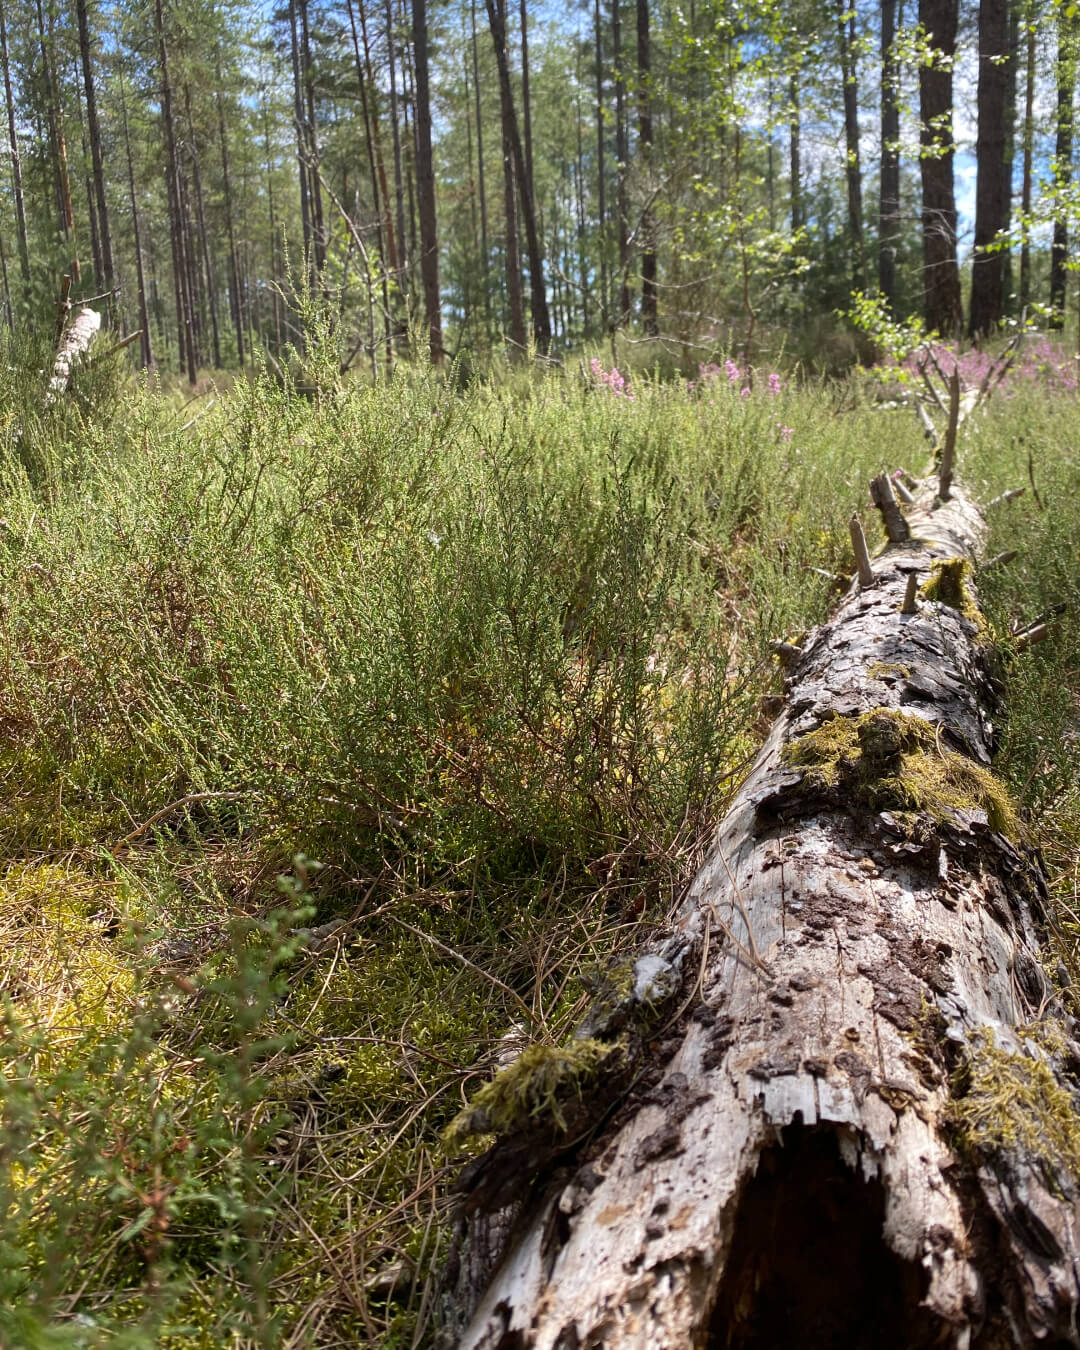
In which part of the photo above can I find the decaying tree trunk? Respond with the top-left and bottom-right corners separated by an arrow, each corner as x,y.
48,301 -> 100,399
443,408 -> 1080,1346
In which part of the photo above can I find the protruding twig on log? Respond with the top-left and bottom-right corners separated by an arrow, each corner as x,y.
54,273 -> 72,342
893,476 -> 916,504
981,549 -> 1018,572
849,513 -> 874,587
772,640 -> 804,668
1013,604 -> 1066,644
869,472 -> 911,544
101,330 -> 143,359
1014,623 -> 1050,650
916,359 -> 947,414
900,572 -> 919,614
914,398 -> 937,442
986,487 -> 1026,510
940,367 -> 960,499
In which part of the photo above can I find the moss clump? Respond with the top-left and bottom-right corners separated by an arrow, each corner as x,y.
783,708 -> 1021,839
920,557 -> 982,624
867,662 -> 913,682
948,1028 -> 1080,1186
443,1038 -> 620,1149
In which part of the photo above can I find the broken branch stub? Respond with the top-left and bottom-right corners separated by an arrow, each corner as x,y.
870,471 -> 911,544
444,474 -> 1080,1350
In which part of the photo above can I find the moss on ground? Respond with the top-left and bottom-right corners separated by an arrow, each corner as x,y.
783,707 -> 1021,839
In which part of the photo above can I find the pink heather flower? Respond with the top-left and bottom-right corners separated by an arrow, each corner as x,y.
725,359 -> 740,385
740,386 -> 751,397
777,424 -> 794,439
768,372 -> 782,395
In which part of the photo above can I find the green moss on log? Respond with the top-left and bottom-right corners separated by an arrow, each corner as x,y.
443,1037 -> 621,1149
783,708 -> 1020,839
948,1028 -> 1080,1186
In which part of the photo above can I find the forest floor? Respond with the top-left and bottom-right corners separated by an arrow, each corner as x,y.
2,333 -> 1079,1348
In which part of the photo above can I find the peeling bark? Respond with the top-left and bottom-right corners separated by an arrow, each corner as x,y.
444,473 -> 1080,1349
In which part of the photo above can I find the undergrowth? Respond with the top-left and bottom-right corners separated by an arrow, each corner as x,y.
1,330 -> 1079,1346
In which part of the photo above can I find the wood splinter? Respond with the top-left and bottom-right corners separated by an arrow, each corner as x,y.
849,513 -> 875,588
900,572 -> 919,614
981,550 -> 1018,572
893,476 -> 916,504
986,487 -> 1026,510
869,472 -> 911,544
772,640 -> 804,668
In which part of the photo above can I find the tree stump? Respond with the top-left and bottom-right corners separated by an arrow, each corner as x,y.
443,470 -> 1080,1349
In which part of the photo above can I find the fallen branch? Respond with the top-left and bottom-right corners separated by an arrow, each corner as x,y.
47,304 -> 101,401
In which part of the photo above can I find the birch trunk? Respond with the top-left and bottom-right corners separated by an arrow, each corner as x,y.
445,467 -> 1080,1349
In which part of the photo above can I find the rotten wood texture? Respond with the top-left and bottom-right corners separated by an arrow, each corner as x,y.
47,304 -> 100,399
444,475 -> 1080,1350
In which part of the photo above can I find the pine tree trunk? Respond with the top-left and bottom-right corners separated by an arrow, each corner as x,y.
1049,8 -> 1075,326
444,466 -> 1080,1350
299,0 -> 327,279
485,0 -> 551,353
411,0 -> 443,363
1019,2 -> 1035,310
838,0 -> 865,292
76,0 -> 114,301
613,0 -> 630,323
494,17 -> 526,355
386,0 -> 409,286
185,86 -> 222,370
215,66 -> 244,367
969,0 -> 1010,338
0,0 -> 30,298
471,0 -> 491,331
919,0 -> 963,335
119,65 -> 153,369
789,73 -> 801,235
593,0 -> 608,316
288,0 -> 313,279
637,0 -> 658,334
154,0 -> 196,383
879,0 -> 900,309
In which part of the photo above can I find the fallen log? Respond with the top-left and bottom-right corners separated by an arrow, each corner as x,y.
47,303 -> 101,400
442,465 -> 1080,1348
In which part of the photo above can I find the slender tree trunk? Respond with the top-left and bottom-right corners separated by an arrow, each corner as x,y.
919,0 -> 963,334
789,73 -> 801,234
471,0 -> 491,332
594,0 -> 608,315
288,0 -> 313,280
155,0 -> 196,383
879,0 -> 900,308
184,87 -> 221,369
577,92 -> 590,332
411,0 -> 443,362
215,58 -> 244,366
37,0 -> 78,280
495,35 -> 526,352
637,0 -> 658,333
74,69 -> 104,293
35,0 -> 64,236
76,0 -> 114,301
613,0 -> 630,322
486,0 -> 552,352
299,0 -> 327,278
0,0 -> 30,298
446,461 -> 1080,1350
520,0 -> 535,199
837,0 -> 865,291
969,0 -> 1011,337
1049,6 -> 1075,326
1019,0 -> 1035,310
0,226 -> 12,331
386,0 -> 409,286
119,65 -> 152,369
1001,0 -> 1019,308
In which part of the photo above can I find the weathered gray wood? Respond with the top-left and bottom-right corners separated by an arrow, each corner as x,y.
444,472 -> 1080,1350
47,304 -> 100,400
